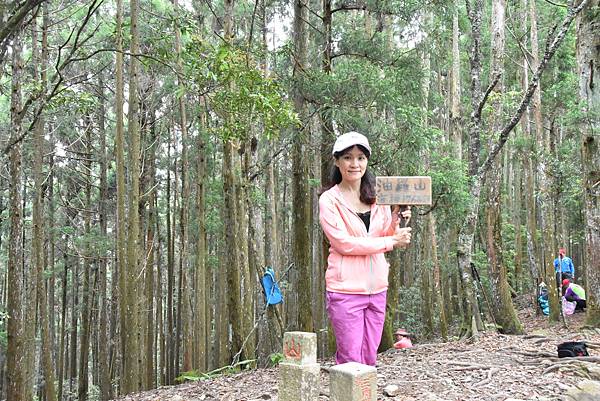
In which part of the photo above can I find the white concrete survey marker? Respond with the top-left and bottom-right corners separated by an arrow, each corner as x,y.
329,362 -> 377,401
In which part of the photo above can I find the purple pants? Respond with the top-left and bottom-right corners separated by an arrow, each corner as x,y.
326,290 -> 387,366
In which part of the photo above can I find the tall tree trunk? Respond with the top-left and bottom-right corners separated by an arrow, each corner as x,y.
216,238 -> 229,367
144,109 -> 158,389
166,131 -> 175,383
450,0 -> 462,159
244,143 -> 261,363
513,156 -> 523,294
238,152 -> 253,363
97,75 -> 112,401
261,0 -> 283,362
458,0 -> 485,337
115,0 -> 128,392
519,0 -> 541,296
156,204 -> 165,385
172,0 -> 193,373
485,0 -> 523,334
32,5 -> 56,399
22,22 -> 36,401
529,0 -> 559,322
57,229 -> 69,401
430,213 -> 448,338
7,22 -> 25,401
115,0 -> 127,390
222,0 -> 245,364
78,121 -> 93,401
118,0 -> 141,390
69,253 -> 79,394
223,139 -> 243,361
320,0 -> 334,354
293,0 -> 313,333
48,141 -> 57,385
448,0 -> 463,321
421,26 -> 435,338
421,239 -> 434,335
194,100 -> 208,372
47,153 -> 58,387
577,0 -> 600,325
174,128 -> 182,378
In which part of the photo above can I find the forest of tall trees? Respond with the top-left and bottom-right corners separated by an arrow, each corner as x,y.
0,0 -> 598,399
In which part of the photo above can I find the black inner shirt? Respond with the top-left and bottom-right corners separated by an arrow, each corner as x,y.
357,210 -> 371,232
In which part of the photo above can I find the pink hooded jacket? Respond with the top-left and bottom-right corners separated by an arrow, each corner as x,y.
319,185 -> 397,294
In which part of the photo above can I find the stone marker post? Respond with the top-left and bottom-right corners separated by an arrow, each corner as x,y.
329,362 -> 377,401
278,332 -> 320,401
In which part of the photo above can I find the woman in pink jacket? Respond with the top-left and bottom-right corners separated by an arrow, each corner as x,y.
319,131 -> 412,366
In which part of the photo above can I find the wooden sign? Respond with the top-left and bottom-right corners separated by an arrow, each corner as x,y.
376,176 -> 432,205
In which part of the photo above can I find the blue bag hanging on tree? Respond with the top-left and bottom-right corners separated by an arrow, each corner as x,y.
261,267 -> 283,305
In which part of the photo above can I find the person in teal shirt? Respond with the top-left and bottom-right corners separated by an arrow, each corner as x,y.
554,247 -> 574,287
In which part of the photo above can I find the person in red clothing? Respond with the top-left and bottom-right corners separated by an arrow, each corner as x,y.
393,328 -> 413,349
319,131 -> 412,365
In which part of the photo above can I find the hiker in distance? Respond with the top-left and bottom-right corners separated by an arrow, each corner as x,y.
562,279 -> 586,312
554,247 -> 575,288
319,131 -> 412,366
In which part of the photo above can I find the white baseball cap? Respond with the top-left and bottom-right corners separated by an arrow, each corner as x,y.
332,131 -> 372,155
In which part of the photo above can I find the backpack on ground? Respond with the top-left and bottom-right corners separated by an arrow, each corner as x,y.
261,267 -> 283,306
557,341 -> 589,358
537,283 -> 549,316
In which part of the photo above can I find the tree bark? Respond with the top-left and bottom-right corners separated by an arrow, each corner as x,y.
576,0 -> 600,325
97,74 -> 112,401
195,99 -> 209,372
430,213 -> 448,338
32,5 -> 57,399
421,24 -> 435,338
459,0 -> 484,337
172,0 -> 193,373
144,107 -> 158,389
78,120 -> 93,401
485,0 -> 523,334
6,22 -> 25,401
57,228 -> 69,401
450,0 -> 462,160
122,0 -> 142,391
115,0 -> 128,390
222,0 -> 245,364
239,151 -> 253,363
166,132 -> 176,383
448,0 -> 463,321
513,155 -> 523,293
69,251 -> 79,394
320,0 -> 335,354
529,0 -> 559,323
258,0 -> 284,364
519,0 -> 541,295
293,0 -> 314,333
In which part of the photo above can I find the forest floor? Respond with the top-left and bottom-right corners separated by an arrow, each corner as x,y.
116,296 -> 600,401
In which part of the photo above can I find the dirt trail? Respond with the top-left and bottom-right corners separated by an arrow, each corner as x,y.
117,305 -> 600,401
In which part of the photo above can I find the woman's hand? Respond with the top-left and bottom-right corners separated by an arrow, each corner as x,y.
392,205 -> 412,227
400,206 -> 411,221
392,227 -> 412,248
